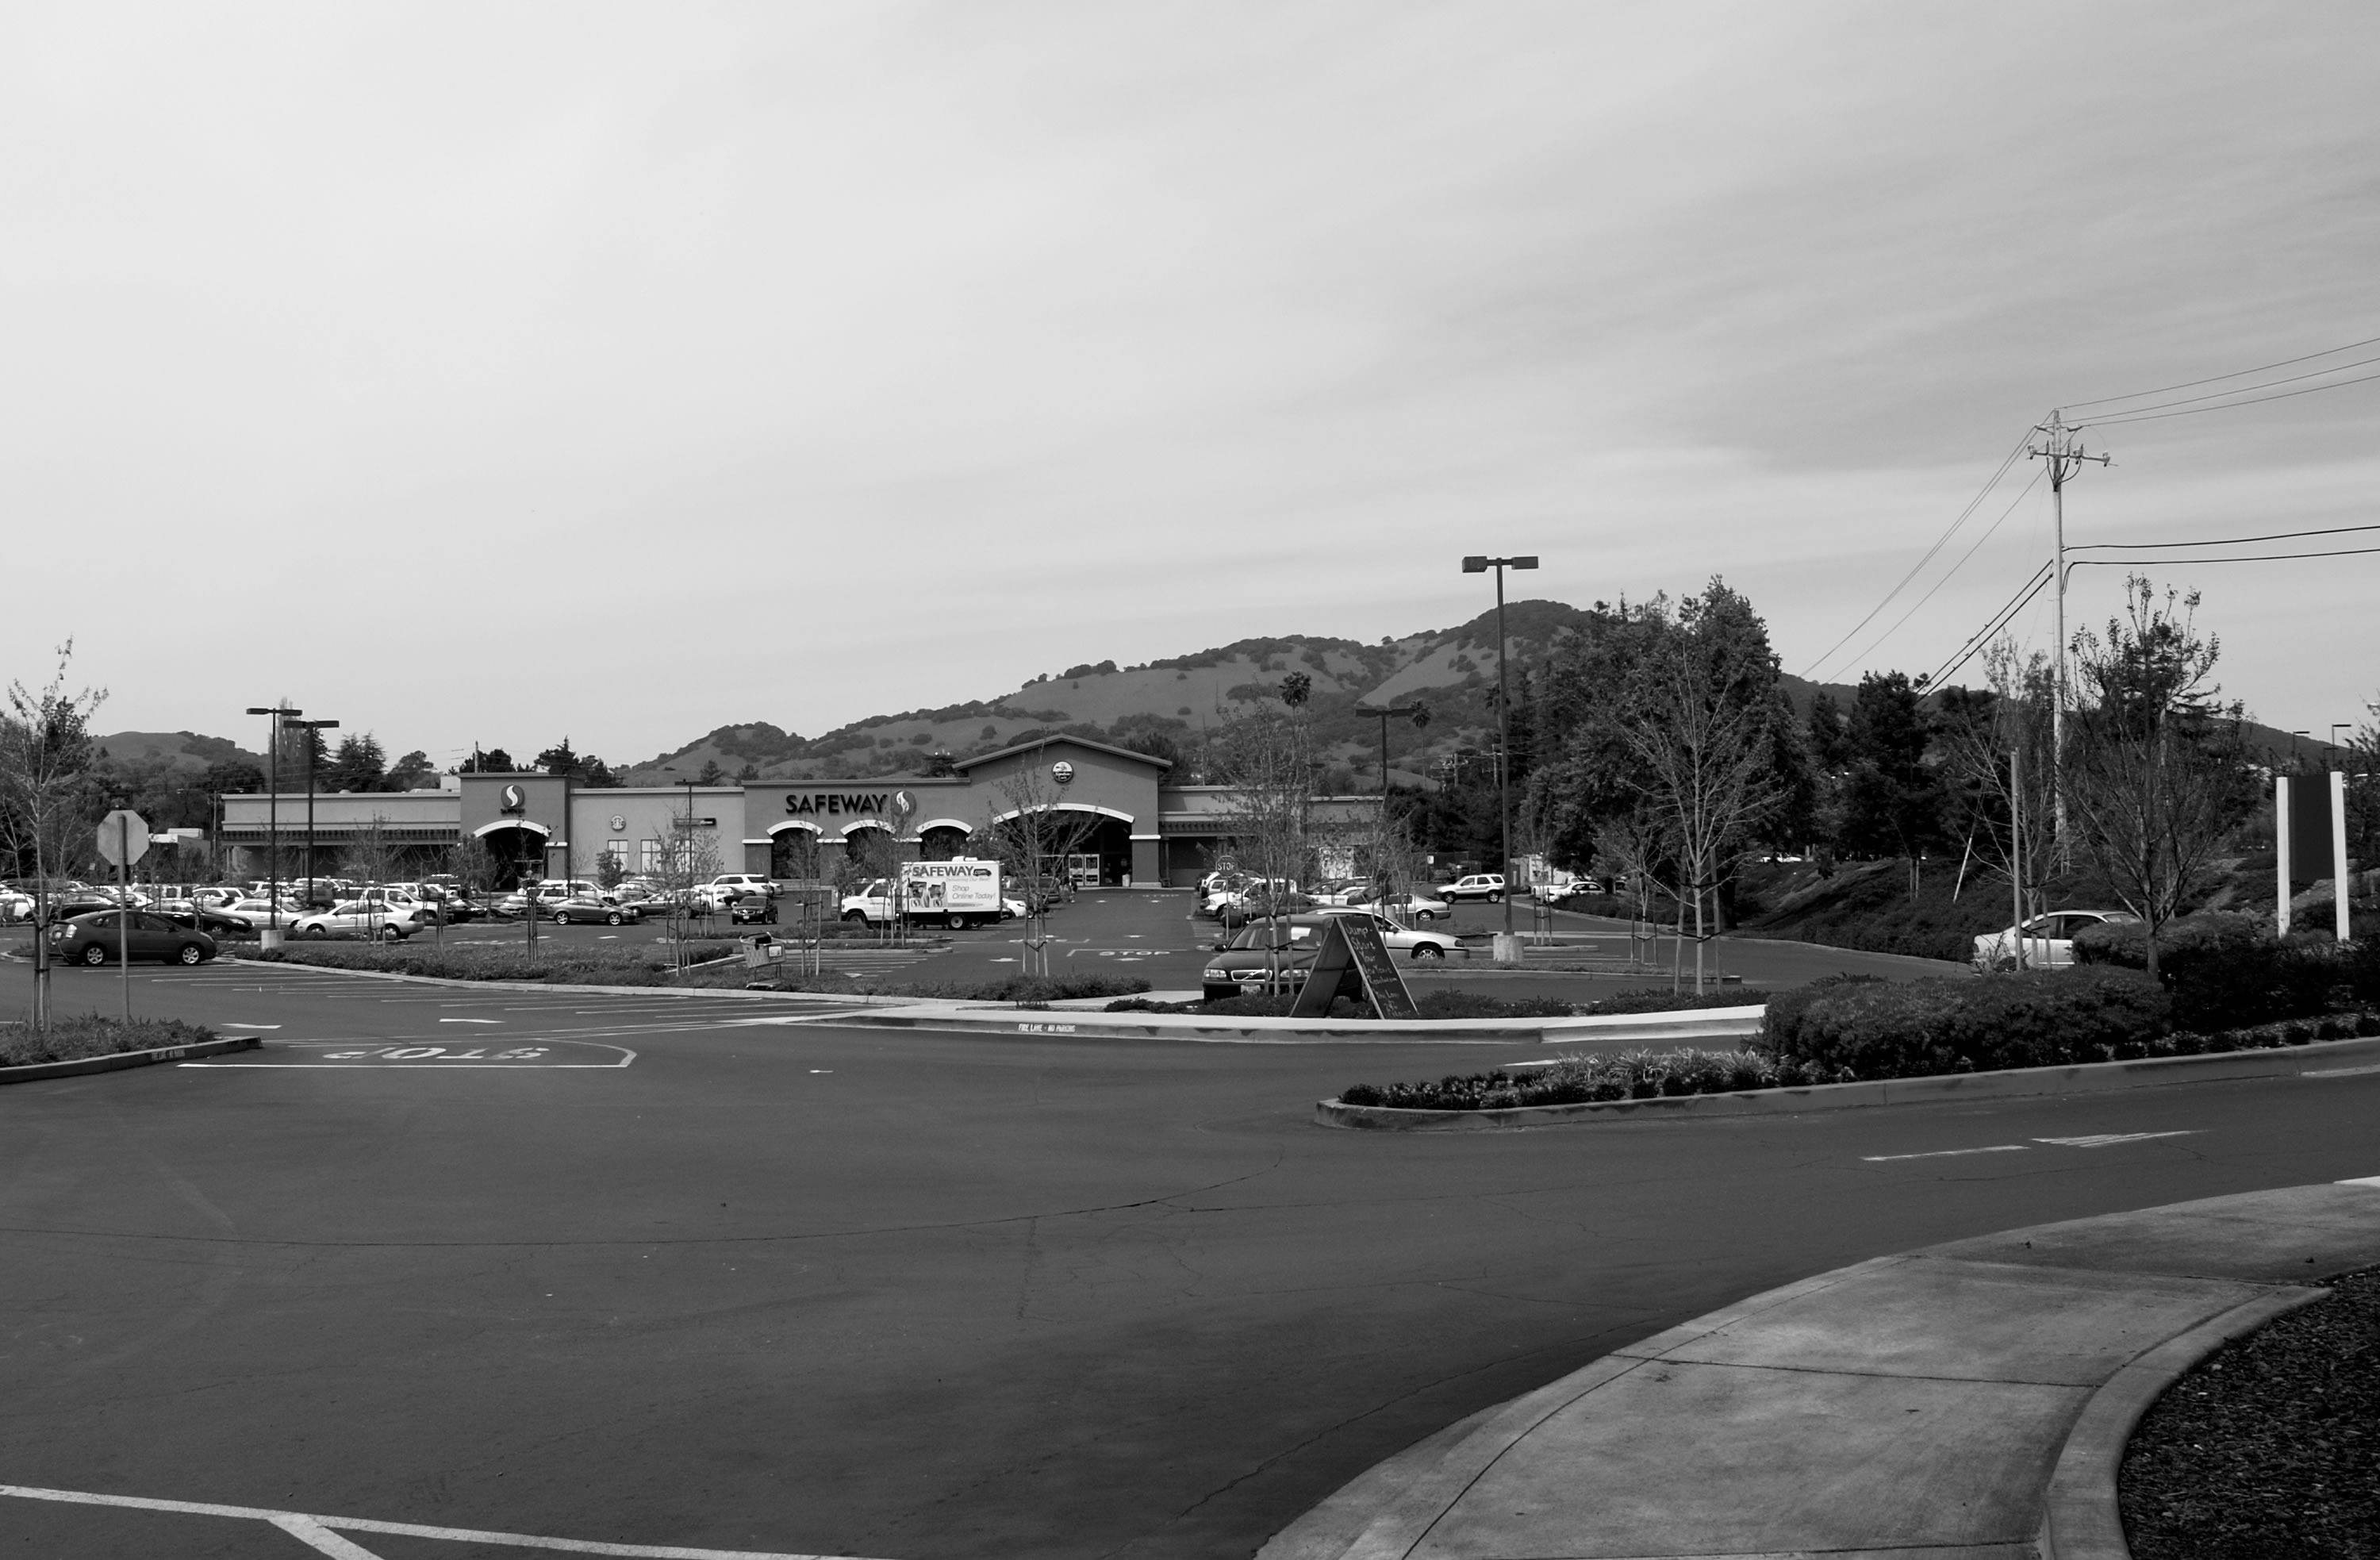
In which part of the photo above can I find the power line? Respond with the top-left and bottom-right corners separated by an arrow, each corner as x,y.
1798,427 -> 2035,680
2059,350 -> 2380,420
1833,468 -> 2044,678
1920,563 -> 2053,692
2064,332 -> 2380,409
2069,521 -> 2380,552
2075,367 -> 2380,428
2068,545 -> 2380,567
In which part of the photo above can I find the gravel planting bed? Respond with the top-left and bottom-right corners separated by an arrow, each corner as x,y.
2120,1265 -> 2378,1558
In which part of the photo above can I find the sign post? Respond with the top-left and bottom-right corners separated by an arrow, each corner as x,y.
97,809 -> 151,1021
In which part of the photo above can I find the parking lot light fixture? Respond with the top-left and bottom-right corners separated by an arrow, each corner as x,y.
1457,555 -> 1539,950
290,719 -> 339,907
245,705 -> 301,941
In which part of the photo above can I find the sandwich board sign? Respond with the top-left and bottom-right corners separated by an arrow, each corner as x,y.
1288,915 -> 1421,1020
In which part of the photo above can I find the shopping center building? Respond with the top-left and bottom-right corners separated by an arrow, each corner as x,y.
219,736 -> 1380,889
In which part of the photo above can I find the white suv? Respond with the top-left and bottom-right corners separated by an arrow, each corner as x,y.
700,873 -> 776,909
1433,874 -> 1507,904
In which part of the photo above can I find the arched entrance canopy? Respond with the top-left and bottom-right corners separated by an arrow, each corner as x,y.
472,818 -> 551,840
986,802 -> 1133,827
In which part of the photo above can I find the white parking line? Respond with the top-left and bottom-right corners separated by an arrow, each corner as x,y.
0,1482 -> 891,1558
1864,1131 -> 2200,1162
2031,1132 -> 2198,1147
1860,1145 -> 2028,1162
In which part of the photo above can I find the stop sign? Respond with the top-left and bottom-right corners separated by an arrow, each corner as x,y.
96,809 -> 152,868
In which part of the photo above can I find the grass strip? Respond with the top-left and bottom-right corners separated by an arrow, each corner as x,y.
1,1014 -> 220,1067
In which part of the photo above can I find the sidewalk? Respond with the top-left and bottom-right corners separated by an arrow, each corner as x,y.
1263,1178 -> 2380,1560
799,999 -> 1767,1047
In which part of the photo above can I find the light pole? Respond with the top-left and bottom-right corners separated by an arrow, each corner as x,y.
1461,553 -> 1538,955
290,718 -> 339,908
245,704 -> 301,945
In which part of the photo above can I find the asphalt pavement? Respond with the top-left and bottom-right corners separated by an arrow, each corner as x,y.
5,946 -> 2378,1559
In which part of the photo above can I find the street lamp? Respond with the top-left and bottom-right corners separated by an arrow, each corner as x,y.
244,704 -> 301,943
1461,553 -> 1539,954
290,718 -> 339,906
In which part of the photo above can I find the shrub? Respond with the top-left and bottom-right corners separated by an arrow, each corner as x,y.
1756,966 -> 2171,1078
1575,986 -> 1767,1016
1759,974 -> 1886,1059
936,974 -> 1151,1003
2076,912 -> 2341,1030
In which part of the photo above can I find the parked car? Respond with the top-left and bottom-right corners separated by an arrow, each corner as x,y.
1312,908 -> 1464,959
1433,873 -> 1507,903
1219,890 -> 1319,929
1201,913 -> 1461,1002
148,900 -> 251,938
0,886 -> 33,923
293,901 -> 423,941
1972,910 -> 2141,971
551,894 -> 640,927
1355,890 -> 1451,924
1307,879 -> 1368,907
1539,880 -> 1611,911
50,911 -> 217,966
727,893 -> 776,925
217,897 -> 305,930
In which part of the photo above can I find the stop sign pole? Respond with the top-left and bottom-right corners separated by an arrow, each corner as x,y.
97,808 -> 150,1021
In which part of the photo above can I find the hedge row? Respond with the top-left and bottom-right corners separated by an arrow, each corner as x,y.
2075,912 -> 2380,1031
1756,967 -> 2175,1078
1338,1010 -> 2380,1111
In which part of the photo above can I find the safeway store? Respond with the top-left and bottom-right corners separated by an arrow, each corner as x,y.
221,736 -> 1380,890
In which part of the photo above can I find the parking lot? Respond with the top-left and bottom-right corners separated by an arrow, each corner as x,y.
6,901 -> 2320,1559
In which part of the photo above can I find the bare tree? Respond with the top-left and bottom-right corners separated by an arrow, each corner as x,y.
0,644 -> 107,1031
977,753 -> 1106,977
2063,579 -> 2256,978
1934,639 -> 2062,963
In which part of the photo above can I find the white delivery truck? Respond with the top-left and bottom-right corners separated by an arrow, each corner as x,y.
839,859 -> 1004,930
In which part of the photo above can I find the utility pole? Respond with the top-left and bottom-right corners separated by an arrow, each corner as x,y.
2028,411 -> 2109,872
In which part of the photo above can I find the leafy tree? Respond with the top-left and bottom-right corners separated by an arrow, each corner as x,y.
1838,670 -> 1940,893
464,747 -> 513,774
697,759 -> 727,785
533,737 -> 622,787
1934,641 -> 2061,959
324,732 -> 387,793
384,750 -> 436,790
204,758 -> 266,796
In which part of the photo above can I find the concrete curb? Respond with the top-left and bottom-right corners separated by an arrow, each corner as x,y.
814,1004 -> 1768,1046
0,1033 -> 259,1085
2036,1285 -> 2331,1560
1313,1032 -> 2380,1128
1264,1182 -> 2380,1560
221,954 -> 895,1006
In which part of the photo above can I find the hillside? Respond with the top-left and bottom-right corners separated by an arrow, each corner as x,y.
90,731 -> 263,774
622,601 -> 2314,786
623,601 -> 1606,786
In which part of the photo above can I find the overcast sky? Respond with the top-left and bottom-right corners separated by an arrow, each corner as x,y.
6,2 -> 2376,767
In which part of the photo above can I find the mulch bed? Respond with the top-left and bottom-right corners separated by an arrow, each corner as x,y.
2120,1265 -> 2379,1558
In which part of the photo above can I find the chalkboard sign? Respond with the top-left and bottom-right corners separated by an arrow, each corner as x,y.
1288,914 -> 1421,1020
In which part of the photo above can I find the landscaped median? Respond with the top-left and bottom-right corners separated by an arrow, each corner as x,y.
1320,963 -> 2380,1128
1,1015 -> 255,1085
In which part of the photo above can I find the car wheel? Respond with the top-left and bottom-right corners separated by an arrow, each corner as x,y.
1415,909 -> 1436,922
177,943 -> 205,966
1487,890 -> 1503,903
946,913 -> 965,931
843,911 -> 866,923
606,912 -> 624,926
81,943 -> 108,966
1411,943 -> 1445,959
553,912 -> 572,926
